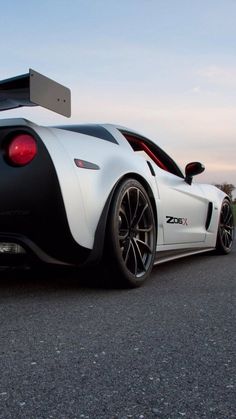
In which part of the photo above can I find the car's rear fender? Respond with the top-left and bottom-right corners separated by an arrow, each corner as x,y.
37,126 -> 158,251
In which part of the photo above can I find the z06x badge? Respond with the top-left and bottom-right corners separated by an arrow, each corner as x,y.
166,216 -> 188,226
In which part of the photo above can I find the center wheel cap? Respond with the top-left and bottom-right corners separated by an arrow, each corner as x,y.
129,229 -> 136,239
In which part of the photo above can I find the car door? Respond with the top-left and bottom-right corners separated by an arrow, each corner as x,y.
155,168 -> 209,245
118,129 -> 209,245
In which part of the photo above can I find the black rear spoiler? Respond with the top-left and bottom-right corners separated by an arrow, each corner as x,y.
0,68 -> 71,117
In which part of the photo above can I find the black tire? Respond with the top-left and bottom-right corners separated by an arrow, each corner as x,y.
106,178 -> 156,287
215,199 -> 234,254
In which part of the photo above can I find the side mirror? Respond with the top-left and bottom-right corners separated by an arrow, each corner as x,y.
185,162 -> 205,185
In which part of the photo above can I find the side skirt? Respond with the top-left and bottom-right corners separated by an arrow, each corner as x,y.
154,247 -> 215,266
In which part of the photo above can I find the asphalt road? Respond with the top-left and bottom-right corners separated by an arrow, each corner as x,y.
0,243 -> 235,419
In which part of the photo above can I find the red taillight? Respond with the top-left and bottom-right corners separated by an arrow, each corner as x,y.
8,134 -> 37,166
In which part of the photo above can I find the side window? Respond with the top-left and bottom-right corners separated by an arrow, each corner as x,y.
120,131 -> 184,178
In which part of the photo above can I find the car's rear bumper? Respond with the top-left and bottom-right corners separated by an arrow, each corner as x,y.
0,124 -> 91,267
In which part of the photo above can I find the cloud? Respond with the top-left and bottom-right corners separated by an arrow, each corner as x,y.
192,86 -> 201,93
198,65 -> 236,87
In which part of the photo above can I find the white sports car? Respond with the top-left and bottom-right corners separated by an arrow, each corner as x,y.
0,70 -> 234,287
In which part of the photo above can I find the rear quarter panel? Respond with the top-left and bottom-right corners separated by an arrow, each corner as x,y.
35,126 -> 158,249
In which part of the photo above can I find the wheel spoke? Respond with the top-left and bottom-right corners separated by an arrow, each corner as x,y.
131,188 -> 140,226
123,239 -> 131,264
132,238 -> 146,272
136,225 -> 154,233
222,204 -> 233,225
223,205 -> 229,224
225,225 -> 234,230
134,237 -> 152,255
119,230 -> 129,240
130,240 -> 138,276
124,190 -> 132,224
226,215 -> 233,226
225,231 -> 230,247
118,207 -> 129,240
134,203 -> 148,227
119,207 -> 129,225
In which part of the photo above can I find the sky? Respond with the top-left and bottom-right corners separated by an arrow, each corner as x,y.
0,0 -> 236,192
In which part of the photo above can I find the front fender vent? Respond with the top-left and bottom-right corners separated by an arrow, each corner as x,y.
205,202 -> 213,230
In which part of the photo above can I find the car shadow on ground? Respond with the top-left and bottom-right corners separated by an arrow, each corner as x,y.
0,264 -> 109,292
0,241 -> 234,294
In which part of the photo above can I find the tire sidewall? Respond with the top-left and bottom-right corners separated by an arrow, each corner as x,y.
216,199 -> 234,254
107,178 -> 156,287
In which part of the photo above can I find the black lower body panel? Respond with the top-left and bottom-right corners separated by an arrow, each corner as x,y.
0,126 -> 91,266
